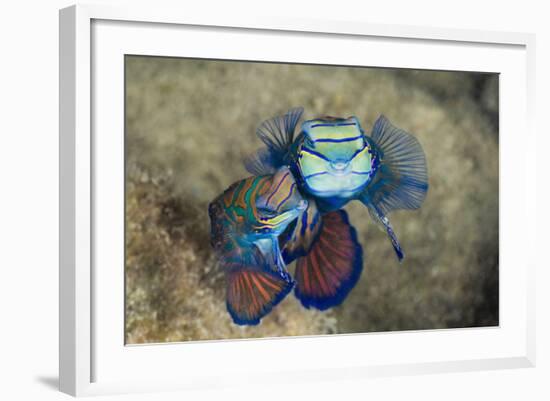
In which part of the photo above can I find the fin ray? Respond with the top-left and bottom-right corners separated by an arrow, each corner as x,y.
363,115 -> 429,215
257,107 -> 304,153
226,263 -> 293,326
244,107 -> 304,174
294,210 -> 363,310
243,147 -> 277,176
360,115 -> 427,261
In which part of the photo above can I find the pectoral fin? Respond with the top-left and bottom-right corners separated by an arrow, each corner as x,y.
244,107 -> 304,174
360,115 -> 428,261
363,115 -> 428,215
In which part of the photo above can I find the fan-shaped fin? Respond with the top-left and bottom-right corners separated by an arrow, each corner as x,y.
225,263 -> 293,325
294,210 -> 363,310
360,115 -> 428,261
362,115 -> 428,215
244,107 -> 304,174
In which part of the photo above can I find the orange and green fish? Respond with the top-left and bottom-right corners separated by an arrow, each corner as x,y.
209,166 -> 363,324
208,167 -> 304,325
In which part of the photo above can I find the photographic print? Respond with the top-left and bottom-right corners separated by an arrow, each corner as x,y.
125,56 -> 499,344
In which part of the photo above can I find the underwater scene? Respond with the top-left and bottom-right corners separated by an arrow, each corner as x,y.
125,55 -> 499,344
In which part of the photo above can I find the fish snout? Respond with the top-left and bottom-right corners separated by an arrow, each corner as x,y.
297,199 -> 308,211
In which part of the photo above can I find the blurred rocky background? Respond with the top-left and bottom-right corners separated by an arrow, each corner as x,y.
125,56 -> 499,344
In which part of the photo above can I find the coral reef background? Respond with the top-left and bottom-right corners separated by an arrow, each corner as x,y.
125,56 -> 499,344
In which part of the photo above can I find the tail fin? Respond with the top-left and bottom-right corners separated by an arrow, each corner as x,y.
226,264 -> 293,325
294,210 -> 363,310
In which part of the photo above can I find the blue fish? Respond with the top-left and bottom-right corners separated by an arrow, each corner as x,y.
245,107 -> 428,267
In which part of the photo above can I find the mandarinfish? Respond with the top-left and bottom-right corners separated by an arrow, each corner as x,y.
209,165 -> 363,324
245,108 -> 428,266
208,167 -> 305,325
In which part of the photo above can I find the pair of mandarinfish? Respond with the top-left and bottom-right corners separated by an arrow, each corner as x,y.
209,107 -> 428,325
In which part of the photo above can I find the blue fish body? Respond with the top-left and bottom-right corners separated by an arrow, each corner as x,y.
245,108 -> 429,263
295,117 -> 376,203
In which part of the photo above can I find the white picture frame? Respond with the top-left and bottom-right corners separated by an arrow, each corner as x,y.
59,3 -> 536,397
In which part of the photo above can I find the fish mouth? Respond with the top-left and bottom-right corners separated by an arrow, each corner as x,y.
329,160 -> 351,176
306,180 -> 369,198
